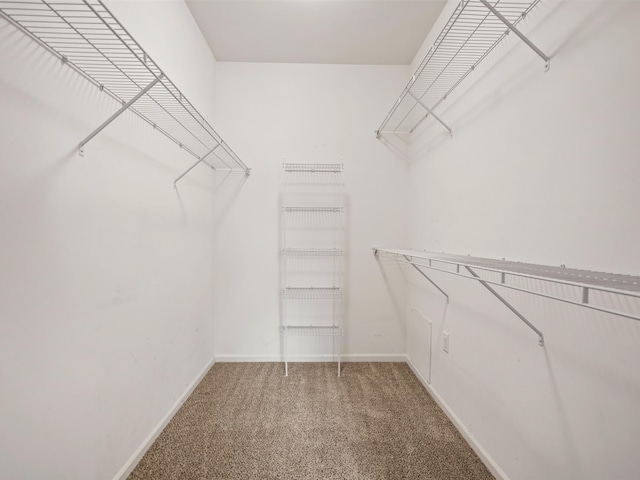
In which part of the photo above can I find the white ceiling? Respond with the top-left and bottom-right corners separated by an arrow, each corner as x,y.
185,0 -> 447,65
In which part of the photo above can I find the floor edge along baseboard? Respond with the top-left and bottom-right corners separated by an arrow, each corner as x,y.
112,356 -> 216,480
405,357 -> 510,480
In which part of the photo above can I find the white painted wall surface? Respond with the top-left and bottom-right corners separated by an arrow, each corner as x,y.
213,62 -> 410,361
400,1 -> 640,479
0,1 -> 220,478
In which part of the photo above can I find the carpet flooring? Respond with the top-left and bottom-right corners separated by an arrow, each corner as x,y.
128,362 -> 494,480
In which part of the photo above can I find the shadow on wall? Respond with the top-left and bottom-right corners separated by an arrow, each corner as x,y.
211,171 -> 249,228
373,254 -> 410,327
375,131 -> 411,164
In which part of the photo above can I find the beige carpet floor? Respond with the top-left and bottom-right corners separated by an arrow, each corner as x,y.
128,362 -> 494,480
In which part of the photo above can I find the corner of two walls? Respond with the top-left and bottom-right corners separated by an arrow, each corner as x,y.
402,1 -> 640,479
0,1 -> 219,478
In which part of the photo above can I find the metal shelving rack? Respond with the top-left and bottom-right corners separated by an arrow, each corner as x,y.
0,0 -> 250,183
374,248 -> 640,347
376,0 -> 549,138
281,163 -> 345,377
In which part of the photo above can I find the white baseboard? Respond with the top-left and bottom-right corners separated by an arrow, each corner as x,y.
214,353 -> 407,363
405,356 -> 509,480
112,356 -> 216,480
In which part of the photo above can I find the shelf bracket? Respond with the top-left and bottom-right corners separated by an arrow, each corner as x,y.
466,266 -> 544,347
173,142 -> 221,186
479,0 -> 550,71
407,91 -> 453,136
405,255 -> 449,303
79,75 -> 163,153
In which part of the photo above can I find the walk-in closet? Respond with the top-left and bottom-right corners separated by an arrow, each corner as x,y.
1,0 -> 639,479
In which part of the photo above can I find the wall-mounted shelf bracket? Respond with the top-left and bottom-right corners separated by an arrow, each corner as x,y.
79,75 -> 163,154
466,266 -> 544,346
479,0 -> 550,71
174,142 -> 220,186
406,91 -> 452,137
403,255 -> 450,303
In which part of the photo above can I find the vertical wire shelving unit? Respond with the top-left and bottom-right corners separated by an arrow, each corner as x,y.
281,163 -> 345,376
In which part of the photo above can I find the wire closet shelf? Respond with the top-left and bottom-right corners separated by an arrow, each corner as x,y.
376,0 -> 548,137
282,325 -> 341,337
0,0 -> 249,179
374,248 -> 640,347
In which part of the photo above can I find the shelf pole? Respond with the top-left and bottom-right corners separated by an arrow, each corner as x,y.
173,143 -> 220,186
479,0 -> 550,71
406,91 -> 453,136
404,255 -> 449,303
466,266 -> 544,347
79,75 -> 163,151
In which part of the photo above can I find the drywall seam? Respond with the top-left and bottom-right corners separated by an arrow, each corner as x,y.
112,356 -> 216,480
214,354 -> 407,363
405,356 -> 510,480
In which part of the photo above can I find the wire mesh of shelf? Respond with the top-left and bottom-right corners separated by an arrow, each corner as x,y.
0,0 -> 248,172
282,325 -> 342,337
282,287 -> 343,300
283,163 -> 343,173
283,206 -> 343,213
282,248 -> 343,256
377,0 -> 542,136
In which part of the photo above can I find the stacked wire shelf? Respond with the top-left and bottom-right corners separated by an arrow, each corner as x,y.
281,163 -> 345,376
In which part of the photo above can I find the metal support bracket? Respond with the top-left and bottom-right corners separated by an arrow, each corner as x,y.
79,75 -> 163,152
479,0 -> 550,71
466,266 -> 544,347
406,255 -> 450,303
407,90 -> 453,136
174,142 -> 220,186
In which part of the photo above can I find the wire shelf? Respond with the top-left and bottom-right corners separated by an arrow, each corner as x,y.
283,206 -> 343,213
282,287 -> 343,300
282,248 -> 343,257
375,248 -> 640,327
0,0 -> 249,174
283,163 -> 343,173
377,0 -> 545,136
282,325 -> 342,337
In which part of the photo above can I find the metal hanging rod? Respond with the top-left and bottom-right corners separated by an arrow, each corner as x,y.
376,0 -> 549,138
0,0 -> 250,179
374,248 -> 640,345
283,163 -> 343,173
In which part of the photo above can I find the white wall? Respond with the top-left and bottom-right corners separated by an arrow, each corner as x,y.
400,1 -> 640,479
213,62 -> 410,361
0,1 -> 220,478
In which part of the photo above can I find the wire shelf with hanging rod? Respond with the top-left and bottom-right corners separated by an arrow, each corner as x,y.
374,248 -> 640,347
376,0 -> 549,138
0,0 -> 250,183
